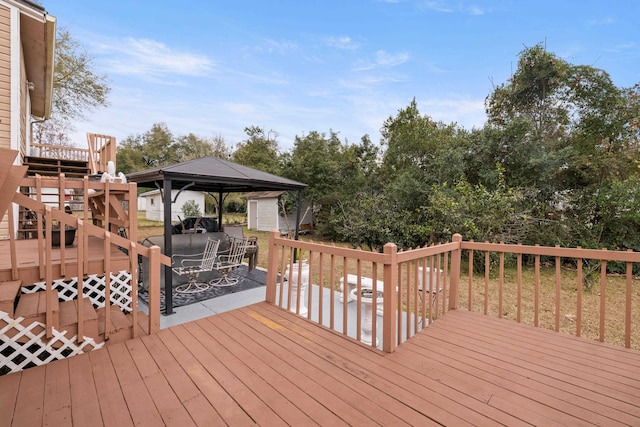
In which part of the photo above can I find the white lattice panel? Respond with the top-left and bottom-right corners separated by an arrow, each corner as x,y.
22,271 -> 133,313
0,312 -> 103,375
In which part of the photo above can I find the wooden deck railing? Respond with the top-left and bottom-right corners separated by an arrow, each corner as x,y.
29,133 -> 116,175
265,231 -> 460,352
267,231 -> 640,352
29,142 -> 89,162
7,182 -> 170,339
86,133 -> 116,175
458,240 -> 640,349
19,174 -> 138,242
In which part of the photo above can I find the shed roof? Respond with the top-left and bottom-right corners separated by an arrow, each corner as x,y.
245,191 -> 285,199
126,157 -> 306,193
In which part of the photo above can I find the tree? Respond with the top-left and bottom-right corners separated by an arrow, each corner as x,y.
174,133 -> 230,162
486,44 -> 570,141
380,98 -> 467,187
232,126 -> 280,174
481,43 -> 640,250
33,28 -> 110,145
116,122 -> 176,174
485,43 -> 637,191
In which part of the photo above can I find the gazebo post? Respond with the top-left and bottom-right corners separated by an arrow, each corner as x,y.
163,178 -> 174,314
292,190 -> 303,260
294,190 -> 302,240
217,191 -> 223,231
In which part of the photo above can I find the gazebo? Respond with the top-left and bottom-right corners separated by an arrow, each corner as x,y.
127,157 -> 307,314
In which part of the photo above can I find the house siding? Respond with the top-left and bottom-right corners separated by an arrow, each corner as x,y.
0,5 -> 11,152
0,5 -> 10,238
18,42 -> 26,159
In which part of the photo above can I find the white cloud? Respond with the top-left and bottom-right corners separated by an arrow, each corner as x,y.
420,1 -> 453,13
467,5 -> 486,16
419,1 -> 488,15
254,38 -> 298,54
101,37 -> 214,79
326,36 -> 359,51
354,50 -> 409,71
375,50 -> 410,67
588,17 -> 615,26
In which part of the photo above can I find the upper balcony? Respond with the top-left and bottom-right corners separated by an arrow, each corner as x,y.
24,133 -> 116,179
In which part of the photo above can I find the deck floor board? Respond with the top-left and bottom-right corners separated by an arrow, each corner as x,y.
2,303 -> 640,426
225,306 -> 419,426
429,315 -> 640,403
246,303 -> 482,426
88,348 -> 134,427
42,359 -> 71,426
407,330 -> 640,425
139,334 -> 222,427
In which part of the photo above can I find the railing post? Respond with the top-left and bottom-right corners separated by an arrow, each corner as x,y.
265,230 -> 280,304
382,242 -> 398,353
448,234 -> 462,311
130,242 -> 139,339
44,205 -> 54,338
7,200 -> 18,280
148,245 -> 161,334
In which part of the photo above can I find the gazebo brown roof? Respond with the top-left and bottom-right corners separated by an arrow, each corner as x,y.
126,157 -> 307,314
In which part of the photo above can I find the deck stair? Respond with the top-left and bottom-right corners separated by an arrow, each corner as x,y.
96,305 -> 146,346
14,291 -> 60,332
0,280 -> 21,317
58,297 -> 99,343
6,289 -> 145,347
23,156 -> 90,179
1,146 -> 163,375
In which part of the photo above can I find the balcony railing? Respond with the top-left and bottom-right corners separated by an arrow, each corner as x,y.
266,231 -> 640,352
29,142 -> 89,161
28,132 -> 116,175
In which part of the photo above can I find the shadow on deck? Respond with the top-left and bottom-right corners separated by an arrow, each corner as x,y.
2,303 -> 639,426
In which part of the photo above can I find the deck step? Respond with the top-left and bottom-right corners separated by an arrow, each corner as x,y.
14,291 -> 60,327
0,280 -> 22,316
59,297 -> 99,342
11,291 -> 60,339
96,305 -> 133,345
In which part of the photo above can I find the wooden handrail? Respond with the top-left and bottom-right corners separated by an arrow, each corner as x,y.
18,175 -> 137,245
86,133 -> 116,175
29,142 -> 89,162
27,134 -> 116,176
266,231 -> 452,352
7,190 -> 170,343
266,233 -> 640,351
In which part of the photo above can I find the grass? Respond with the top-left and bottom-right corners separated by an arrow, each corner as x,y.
457,264 -> 640,350
133,212 -> 640,350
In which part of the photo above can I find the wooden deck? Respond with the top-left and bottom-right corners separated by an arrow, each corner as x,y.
0,236 -> 130,283
1,304 -> 639,426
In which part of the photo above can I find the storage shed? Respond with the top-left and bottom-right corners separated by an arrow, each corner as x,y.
246,191 -> 313,233
138,189 -> 205,222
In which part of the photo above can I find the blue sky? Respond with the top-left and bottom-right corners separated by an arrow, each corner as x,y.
45,1 -> 639,151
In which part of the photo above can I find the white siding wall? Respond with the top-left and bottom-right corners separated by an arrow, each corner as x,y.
137,196 -> 146,211
256,198 -> 279,231
143,190 -> 205,222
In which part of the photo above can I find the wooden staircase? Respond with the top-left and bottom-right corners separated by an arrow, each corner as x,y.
23,155 -> 90,179
1,146 -> 167,374
1,279 -> 148,347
